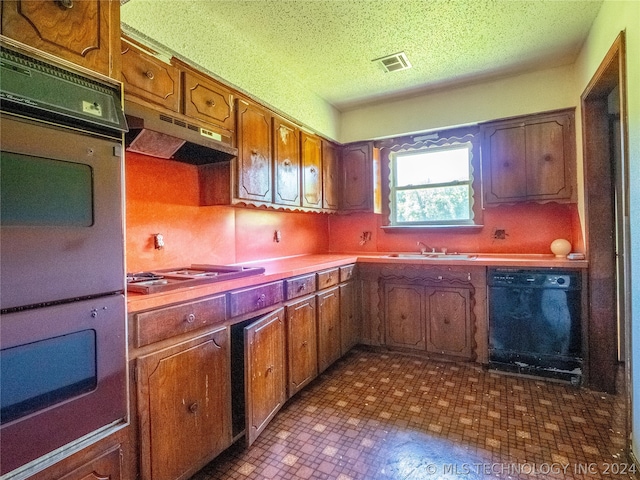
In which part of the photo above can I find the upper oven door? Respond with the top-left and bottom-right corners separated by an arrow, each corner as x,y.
0,114 -> 124,310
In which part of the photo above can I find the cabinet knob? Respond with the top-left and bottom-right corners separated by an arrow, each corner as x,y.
256,293 -> 266,306
298,283 -> 306,292
186,313 -> 196,323
55,0 -> 73,9
301,341 -> 308,347
188,402 -> 199,413
206,100 -> 215,107
266,365 -> 274,375
544,154 -> 552,162
283,159 -> 291,167
443,318 -> 450,325
310,167 -> 317,175
145,70 -> 155,80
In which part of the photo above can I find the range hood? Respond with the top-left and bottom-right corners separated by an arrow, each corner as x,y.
124,101 -> 237,165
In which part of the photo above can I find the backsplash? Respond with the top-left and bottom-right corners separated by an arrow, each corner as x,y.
125,151 -> 584,273
328,202 -> 584,255
125,152 -> 329,273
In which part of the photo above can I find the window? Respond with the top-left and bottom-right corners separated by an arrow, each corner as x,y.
379,130 -> 481,228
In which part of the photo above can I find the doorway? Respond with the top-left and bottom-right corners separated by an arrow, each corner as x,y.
581,32 -> 629,396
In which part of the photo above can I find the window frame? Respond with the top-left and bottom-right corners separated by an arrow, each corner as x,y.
376,127 -> 483,230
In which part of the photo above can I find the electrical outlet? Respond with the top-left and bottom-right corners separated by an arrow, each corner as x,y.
493,228 -> 507,240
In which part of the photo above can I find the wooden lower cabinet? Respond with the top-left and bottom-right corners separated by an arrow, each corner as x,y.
58,445 -> 122,480
317,286 -> 341,373
243,308 -> 286,446
286,295 -> 318,397
426,287 -> 473,359
384,282 -> 426,350
340,280 -> 358,355
382,278 -> 474,360
136,327 -> 231,480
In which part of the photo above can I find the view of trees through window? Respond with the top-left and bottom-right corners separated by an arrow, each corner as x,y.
391,144 -> 473,224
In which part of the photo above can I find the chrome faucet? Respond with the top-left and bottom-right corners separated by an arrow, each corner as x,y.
417,241 -> 435,254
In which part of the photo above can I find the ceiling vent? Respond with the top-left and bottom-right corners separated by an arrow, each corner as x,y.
373,52 -> 412,73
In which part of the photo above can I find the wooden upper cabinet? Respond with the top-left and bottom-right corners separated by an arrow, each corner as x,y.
121,37 -> 181,112
235,99 -> 273,203
322,140 -> 339,210
1,0 -> 121,78
482,109 -> 575,204
341,142 -> 373,211
273,117 -> 301,207
182,67 -> 234,136
301,132 -> 323,208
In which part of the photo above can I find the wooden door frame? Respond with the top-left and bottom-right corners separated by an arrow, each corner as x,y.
581,31 -> 629,394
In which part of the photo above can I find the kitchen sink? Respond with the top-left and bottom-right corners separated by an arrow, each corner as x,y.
386,253 -> 477,260
127,264 -> 265,294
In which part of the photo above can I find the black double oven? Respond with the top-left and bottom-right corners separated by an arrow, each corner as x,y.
1,44 -> 128,476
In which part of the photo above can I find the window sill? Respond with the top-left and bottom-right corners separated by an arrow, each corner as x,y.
381,224 -> 484,232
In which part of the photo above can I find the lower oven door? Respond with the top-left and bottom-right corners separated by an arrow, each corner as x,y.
0,294 -> 126,475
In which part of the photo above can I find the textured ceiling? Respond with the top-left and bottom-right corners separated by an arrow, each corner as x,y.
121,0 -> 603,112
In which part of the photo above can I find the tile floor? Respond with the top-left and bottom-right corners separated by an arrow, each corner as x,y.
191,347 -> 637,479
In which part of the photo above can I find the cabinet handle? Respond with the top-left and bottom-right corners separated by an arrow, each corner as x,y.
443,318 -> 450,325
298,283 -> 306,292
544,154 -> 552,162
266,365 -> 274,375
256,293 -> 266,307
310,167 -> 317,174
145,70 -> 155,80
55,0 -> 73,9
283,160 -> 291,167
188,402 -> 199,414
186,313 -> 196,324
301,341 -> 308,347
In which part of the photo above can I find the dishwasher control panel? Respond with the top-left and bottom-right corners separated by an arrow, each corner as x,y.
488,269 -> 579,290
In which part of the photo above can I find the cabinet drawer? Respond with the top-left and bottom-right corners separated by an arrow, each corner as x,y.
121,38 -> 181,112
133,294 -> 226,347
183,70 -> 235,136
228,281 -> 284,318
339,264 -> 356,282
285,274 -> 317,300
317,268 -> 339,290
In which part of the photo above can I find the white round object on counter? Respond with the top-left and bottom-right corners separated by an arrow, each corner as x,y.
550,238 -> 572,257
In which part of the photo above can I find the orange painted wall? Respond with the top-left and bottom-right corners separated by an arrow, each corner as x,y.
125,152 -> 583,271
328,203 -> 584,255
125,152 -> 329,273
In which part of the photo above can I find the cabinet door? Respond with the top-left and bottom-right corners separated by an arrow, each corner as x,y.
322,140 -> 339,210
57,445 -> 121,480
1,0 -> 120,78
340,281 -> 358,355
245,308 -> 286,447
235,99 -> 273,203
121,38 -> 181,112
273,117 -> 301,207
384,283 -> 425,350
301,132 -> 322,208
484,124 -> 527,201
425,287 -> 472,359
137,328 -> 231,480
341,143 -> 373,211
183,69 -> 234,135
286,295 -> 318,397
525,116 -> 572,199
317,286 -> 341,373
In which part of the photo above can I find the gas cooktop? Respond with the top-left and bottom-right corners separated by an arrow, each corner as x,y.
127,264 -> 265,294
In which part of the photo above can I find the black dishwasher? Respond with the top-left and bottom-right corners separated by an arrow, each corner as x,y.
488,268 -> 582,385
